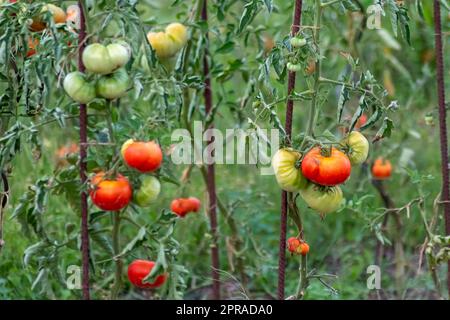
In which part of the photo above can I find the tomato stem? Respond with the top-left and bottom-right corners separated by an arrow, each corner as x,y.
111,211 -> 123,300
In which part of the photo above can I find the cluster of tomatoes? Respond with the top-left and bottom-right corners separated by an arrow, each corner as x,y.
272,130 -> 370,216
63,41 -> 132,104
287,237 -> 310,256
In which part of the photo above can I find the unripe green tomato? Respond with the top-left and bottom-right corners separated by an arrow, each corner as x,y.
299,183 -> 343,215
96,68 -> 130,100
340,131 -> 369,165
424,115 -> 434,126
135,176 -> 161,207
63,72 -> 96,104
272,148 -> 308,192
290,37 -> 307,48
286,62 -> 302,72
82,42 -> 131,75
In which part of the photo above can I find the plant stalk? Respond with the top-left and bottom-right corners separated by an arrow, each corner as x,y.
278,0 -> 303,301
78,0 -> 90,300
202,0 -> 221,300
111,211 -> 123,300
433,0 -> 450,297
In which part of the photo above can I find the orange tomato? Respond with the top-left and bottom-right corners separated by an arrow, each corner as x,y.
26,37 -> 39,57
170,197 -> 201,217
301,147 -> 351,186
122,140 -> 163,173
30,4 -> 66,32
89,172 -> 132,211
372,157 -> 392,180
287,237 -> 310,256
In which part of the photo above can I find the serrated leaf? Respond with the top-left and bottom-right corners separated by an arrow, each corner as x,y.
119,226 -> 147,256
337,86 -> 350,123
373,117 -> 394,142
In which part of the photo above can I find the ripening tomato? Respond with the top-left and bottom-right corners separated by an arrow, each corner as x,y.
63,72 -> 96,104
146,32 -> 179,59
82,42 -> 131,75
89,172 -> 132,211
30,4 -> 66,32
165,23 -> 188,48
299,183 -> 343,215
55,143 -> 79,166
372,157 -> 392,180
355,114 -> 367,130
301,147 -> 351,186
127,260 -> 167,289
171,197 -> 201,217
272,148 -> 307,192
122,140 -> 163,173
26,37 -> 39,57
287,237 -> 309,255
96,68 -> 130,100
135,176 -> 161,207
146,22 -> 188,59
340,131 -> 369,165
66,4 -> 80,29
305,59 -> 316,75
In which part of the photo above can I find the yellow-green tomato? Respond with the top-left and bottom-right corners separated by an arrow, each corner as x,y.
272,148 -> 308,192
340,131 -> 369,165
96,68 -> 130,100
165,22 -> 188,49
299,183 -> 343,215
63,72 -> 96,104
135,176 -> 161,207
82,42 -> 131,75
146,31 -> 179,59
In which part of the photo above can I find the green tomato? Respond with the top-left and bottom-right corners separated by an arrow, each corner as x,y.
272,148 -> 308,192
96,68 -> 130,100
135,176 -> 161,207
299,183 -> 343,215
63,72 -> 96,104
286,62 -> 302,72
82,42 -> 131,75
340,131 -> 369,165
290,37 -> 307,48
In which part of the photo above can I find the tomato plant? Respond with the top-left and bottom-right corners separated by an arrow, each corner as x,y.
0,0 -> 449,302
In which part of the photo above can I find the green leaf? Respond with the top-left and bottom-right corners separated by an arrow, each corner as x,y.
237,1 -> 259,35
337,86 -> 350,123
373,117 -> 394,142
119,226 -> 147,256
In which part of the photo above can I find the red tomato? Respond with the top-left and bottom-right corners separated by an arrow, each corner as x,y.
287,237 -> 301,254
287,237 -> 309,256
187,197 -> 201,212
171,197 -> 201,217
372,157 -> 392,179
355,114 -> 368,130
122,140 -> 163,173
89,172 -> 132,211
301,147 -> 351,186
127,260 -> 167,289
